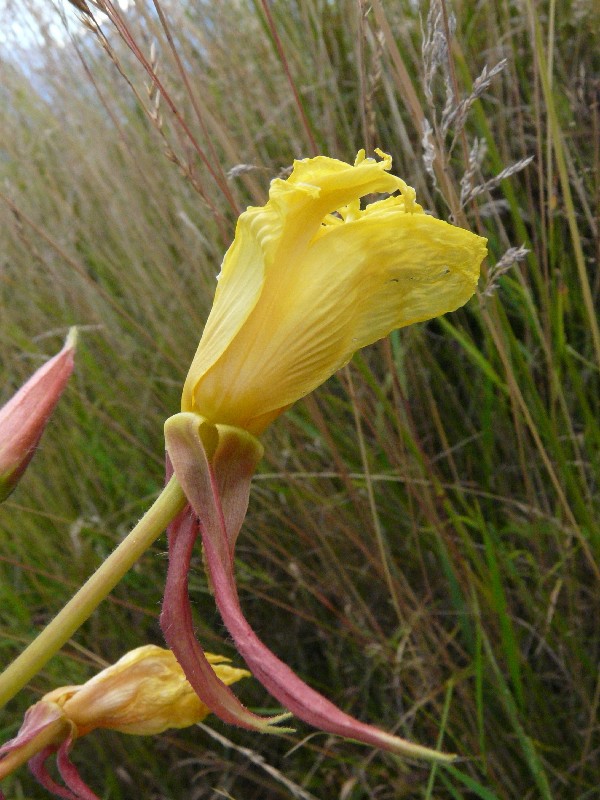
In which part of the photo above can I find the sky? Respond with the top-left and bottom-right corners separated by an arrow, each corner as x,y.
1,0 -> 79,51
0,0 -> 131,54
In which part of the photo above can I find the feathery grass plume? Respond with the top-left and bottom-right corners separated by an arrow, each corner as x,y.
482,245 -> 531,298
461,155 -> 536,206
0,646 -> 249,799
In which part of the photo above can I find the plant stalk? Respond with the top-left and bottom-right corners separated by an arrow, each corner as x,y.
0,476 -> 186,709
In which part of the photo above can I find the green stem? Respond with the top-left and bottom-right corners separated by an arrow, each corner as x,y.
0,475 -> 186,709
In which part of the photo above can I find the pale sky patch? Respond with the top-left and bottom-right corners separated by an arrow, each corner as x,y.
0,0 -> 131,53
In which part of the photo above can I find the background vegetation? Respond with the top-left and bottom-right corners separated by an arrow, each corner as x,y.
0,0 -> 598,797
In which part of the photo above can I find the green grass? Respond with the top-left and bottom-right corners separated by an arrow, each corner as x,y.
0,0 -> 598,797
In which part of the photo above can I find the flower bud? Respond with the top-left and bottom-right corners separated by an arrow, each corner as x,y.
0,329 -> 76,502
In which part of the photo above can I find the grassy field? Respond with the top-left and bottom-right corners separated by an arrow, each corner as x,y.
0,0 -> 598,798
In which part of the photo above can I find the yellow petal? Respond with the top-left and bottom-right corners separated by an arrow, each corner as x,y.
182,152 -> 486,434
182,153 -> 416,415
59,645 -> 249,737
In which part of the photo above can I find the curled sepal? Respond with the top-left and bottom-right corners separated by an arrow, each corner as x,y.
28,740 -> 100,800
162,413 -> 292,735
0,702 -> 96,800
0,701 -> 70,781
55,737 -> 102,800
164,412 -> 455,762
28,746 -> 83,800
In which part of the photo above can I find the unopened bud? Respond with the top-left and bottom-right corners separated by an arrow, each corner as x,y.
0,329 -> 76,502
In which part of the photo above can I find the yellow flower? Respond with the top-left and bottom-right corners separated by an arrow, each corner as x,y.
0,645 -> 249,788
182,150 -> 487,435
44,645 -> 249,737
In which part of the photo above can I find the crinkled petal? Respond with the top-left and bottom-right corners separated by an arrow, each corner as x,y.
187,210 -> 486,432
61,644 -> 250,736
181,152 -> 421,421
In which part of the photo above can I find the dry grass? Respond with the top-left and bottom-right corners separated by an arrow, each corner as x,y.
0,1 -> 598,798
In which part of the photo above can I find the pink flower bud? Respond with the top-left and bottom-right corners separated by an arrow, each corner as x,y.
0,329 -> 76,502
